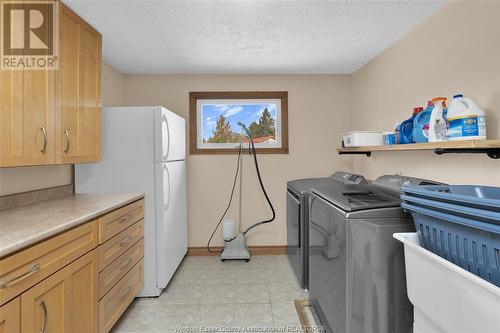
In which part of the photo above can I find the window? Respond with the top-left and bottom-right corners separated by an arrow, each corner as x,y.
189,92 -> 288,154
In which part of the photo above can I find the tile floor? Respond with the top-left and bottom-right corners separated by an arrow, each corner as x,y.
111,255 -> 309,333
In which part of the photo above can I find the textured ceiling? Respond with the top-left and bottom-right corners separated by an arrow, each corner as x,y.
65,0 -> 446,74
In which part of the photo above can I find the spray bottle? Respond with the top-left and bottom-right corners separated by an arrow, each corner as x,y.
428,98 -> 448,142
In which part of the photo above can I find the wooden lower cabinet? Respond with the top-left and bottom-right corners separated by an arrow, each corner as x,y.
20,249 -> 99,333
96,202 -> 145,333
98,220 -> 144,271
0,297 -> 20,333
99,239 -> 144,299
99,259 -> 144,333
0,200 -> 144,333
0,220 -> 98,306
98,199 -> 144,244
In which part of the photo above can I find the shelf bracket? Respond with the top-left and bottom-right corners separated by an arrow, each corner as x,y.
338,151 -> 372,157
434,148 -> 500,159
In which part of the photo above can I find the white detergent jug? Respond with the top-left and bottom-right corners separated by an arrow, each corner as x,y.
447,94 -> 487,140
428,102 -> 447,142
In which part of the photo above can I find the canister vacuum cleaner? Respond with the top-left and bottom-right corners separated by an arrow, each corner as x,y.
206,122 -> 276,261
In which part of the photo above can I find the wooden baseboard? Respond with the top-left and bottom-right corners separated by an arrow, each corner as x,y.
187,245 -> 287,256
249,245 -> 287,255
294,299 -> 313,331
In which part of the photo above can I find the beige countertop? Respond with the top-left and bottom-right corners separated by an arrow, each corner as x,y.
0,193 -> 144,258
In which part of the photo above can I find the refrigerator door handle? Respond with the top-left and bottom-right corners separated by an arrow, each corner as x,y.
164,163 -> 171,210
164,112 -> 170,161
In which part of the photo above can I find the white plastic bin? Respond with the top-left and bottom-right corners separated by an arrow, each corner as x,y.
393,232 -> 500,333
341,131 -> 384,147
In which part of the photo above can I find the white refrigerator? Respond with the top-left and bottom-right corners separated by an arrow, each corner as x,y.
76,106 -> 187,297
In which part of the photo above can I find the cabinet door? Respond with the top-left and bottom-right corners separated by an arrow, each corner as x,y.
56,6 -> 79,163
56,4 -> 101,164
0,49 -> 55,167
78,22 -> 101,162
0,297 -> 20,333
21,250 -> 98,333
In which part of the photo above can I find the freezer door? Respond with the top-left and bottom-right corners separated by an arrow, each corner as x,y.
155,107 -> 186,162
155,160 -> 188,289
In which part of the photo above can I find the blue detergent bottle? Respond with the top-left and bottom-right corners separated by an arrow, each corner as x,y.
413,101 -> 433,143
398,107 -> 423,144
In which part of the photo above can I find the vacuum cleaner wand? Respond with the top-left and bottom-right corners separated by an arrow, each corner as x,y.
237,121 -> 252,138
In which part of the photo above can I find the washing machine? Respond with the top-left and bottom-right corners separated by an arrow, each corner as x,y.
286,172 -> 367,289
308,175 -> 443,333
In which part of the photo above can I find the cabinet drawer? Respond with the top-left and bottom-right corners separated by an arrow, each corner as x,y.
98,220 -> 144,271
99,238 -> 144,299
0,220 -> 98,306
99,199 -> 144,244
99,259 -> 144,333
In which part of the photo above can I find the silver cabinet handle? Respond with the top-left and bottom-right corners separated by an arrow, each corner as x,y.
63,129 -> 70,153
38,300 -> 48,333
0,262 -> 40,289
119,236 -> 132,247
119,258 -> 132,271
120,286 -> 133,301
118,213 -> 133,224
39,128 -> 47,153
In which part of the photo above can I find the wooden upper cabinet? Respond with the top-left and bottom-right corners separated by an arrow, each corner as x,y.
0,2 -> 101,167
0,47 -> 55,167
56,4 -> 101,164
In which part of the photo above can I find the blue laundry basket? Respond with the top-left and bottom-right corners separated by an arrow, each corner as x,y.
401,193 -> 500,226
402,185 -> 500,213
401,185 -> 500,287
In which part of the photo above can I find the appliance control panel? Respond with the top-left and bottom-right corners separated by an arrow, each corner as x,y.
372,175 -> 444,192
331,171 -> 368,184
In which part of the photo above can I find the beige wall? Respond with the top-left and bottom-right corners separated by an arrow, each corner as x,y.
102,62 -> 126,106
0,63 -> 126,197
351,1 -> 500,186
0,165 -> 72,196
124,75 -> 352,246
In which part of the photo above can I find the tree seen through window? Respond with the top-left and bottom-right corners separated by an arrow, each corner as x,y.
201,104 -> 277,144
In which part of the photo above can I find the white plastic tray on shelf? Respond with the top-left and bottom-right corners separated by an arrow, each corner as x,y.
341,131 -> 384,147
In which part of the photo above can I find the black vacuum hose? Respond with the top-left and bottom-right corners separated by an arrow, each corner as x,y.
206,130 -> 276,253
243,133 -> 276,235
